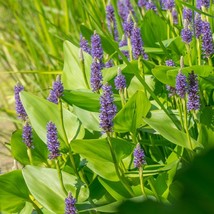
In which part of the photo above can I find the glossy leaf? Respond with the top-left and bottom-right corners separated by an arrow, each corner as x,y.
11,130 -> 48,166
20,91 -> 84,148
71,138 -> 134,181
0,170 -> 30,213
22,165 -> 89,213
114,91 -> 151,133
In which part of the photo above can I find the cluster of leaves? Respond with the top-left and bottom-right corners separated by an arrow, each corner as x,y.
1,0 -> 214,213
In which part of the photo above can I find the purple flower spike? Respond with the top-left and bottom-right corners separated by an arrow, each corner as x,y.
47,75 -> 64,104
119,35 -> 130,60
172,8 -> 178,24
99,84 -> 117,133
133,143 -> 146,168
123,14 -> 134,38
165,59 -> 175,67
14,83 -> 27,120
90,58 -> 103,92
201,0 -> 210,8
47,121 -> 60,160
91,32 -> 103,61
124,0 -> 134,14
65,192 -> 77,214
106,4 -> 119,41
202,21 -> 214,58
187,71 -> 200,111
118,0 -> 128,21
114,68 -> 126,90
197,0 -> 202,9
146,2 -> 157,11
176,71 -> 187,99
163,0 -> 175,11
131,25 -> 147,60
195,14 -> 202,39
80,35 -> 91,55
22,123 -> 33,148
182,7 -> 192,23
181,28 -> 192,44
105,60 -> 114,68
138,0 -> 147,7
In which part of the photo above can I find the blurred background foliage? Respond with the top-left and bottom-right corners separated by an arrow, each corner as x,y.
0,0 -> 108,171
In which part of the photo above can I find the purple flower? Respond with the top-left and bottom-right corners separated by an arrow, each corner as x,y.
176,71 -> 187,99
165,59 -> 175,67
123,14 -> 134,38
163,0 -> 175,11
197,0 -> 202,9
187,71 -> 200,111
47,75 -> 64,104
14,83 -> 27,120
119,35 -> 130,60
114,69 -> 126,90
181,27 -> 192,44
138,0 -> 147,7
201,0 -> 210,8
124,0 -> 134,15
118,0 -> 128,21
194,14 -> 202,39
146,2 -> 157,11
106,4 -> 119,41
166,85 -> 176,97
105,60 -> 114,68
65,192 -> 77,214
47,121 -> 60,160
80,35 -> 91,55
172,8 -> 178,24
182,7 -> 192,23
91,32 -> 103,61
131,25 -> 147,60
90,58 -> 103,92
133,143 -> 146,168
99,84 -> 117,133
22,123 -> 33,148
201,21 -> 214,58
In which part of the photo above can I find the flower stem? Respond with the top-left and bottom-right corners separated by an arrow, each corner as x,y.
139,167 -> 147,198
106,134 -> 134,196
59,99 -> 80,178
127,37 -> 133,61
56,159 -> 68,196
27,147 -> 33,165
196,38 -> 201,65
80,50 -> 90,89
186,44 -> 192,66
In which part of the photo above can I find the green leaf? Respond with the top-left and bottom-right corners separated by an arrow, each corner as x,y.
62,89 -> 100,112
73,106 -> 101,131
22,165 -> 89,213
114,91 -> 151,133
62,40 -> 92,90
0,170 -> 30,213
98,178 -> 131,200
20,91 -> 84,148
141,11 -> 167,47
71,138 -> 134,181
143,110 -> 202,149
11,130 -> 48,166
152,65 -> 212,86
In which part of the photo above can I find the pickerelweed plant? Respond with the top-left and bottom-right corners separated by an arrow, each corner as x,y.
1,0 -> 214,213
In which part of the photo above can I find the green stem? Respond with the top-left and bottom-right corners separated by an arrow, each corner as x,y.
59,100 -> 80,178
196,38 -> 201,65
106,134 -> 134,196
56,159 -> 68,195
208,57 -> 212,67
182,99 -> 192,150
148,177 -> 161,202
119,89 -> 126,107
29,196 -> 43,214
176,97 -> 185,131
139,167 -> 147,198
27,147 -> 33,165
80,50 -> 90,89
186,44 -> 192,66
127,37 -> 133,61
